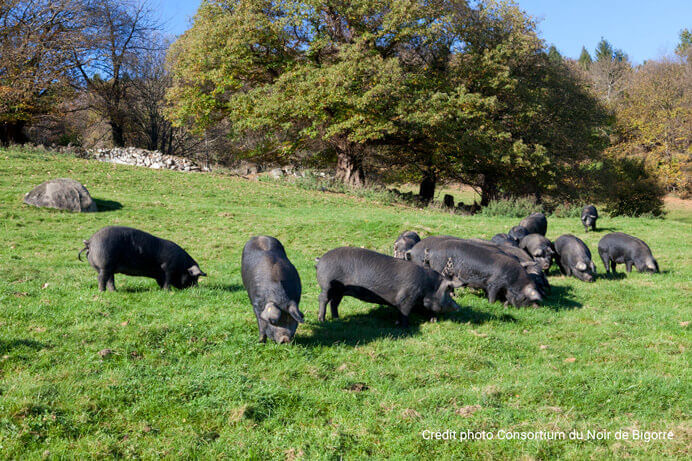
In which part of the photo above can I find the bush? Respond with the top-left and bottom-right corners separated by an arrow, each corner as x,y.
479,196 -> 544,218
549,202 -> 584,218
265,171 -> 406,207
601,157 -> 666,217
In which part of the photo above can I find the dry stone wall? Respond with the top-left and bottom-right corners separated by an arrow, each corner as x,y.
90,147 -> 209,172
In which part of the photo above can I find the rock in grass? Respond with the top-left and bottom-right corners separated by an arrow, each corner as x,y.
24,178 -> 97,212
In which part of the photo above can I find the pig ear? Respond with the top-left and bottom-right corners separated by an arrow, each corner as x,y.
405,250 -> 412,261
260,302 -> 282,323
443,277 -> 463,290
423,248 -> 431,267
575,261 -> 587,271
287,301 -> 304,324
441,257 -> 455,278
520,261 -> 533,268
188,265 -> 206,277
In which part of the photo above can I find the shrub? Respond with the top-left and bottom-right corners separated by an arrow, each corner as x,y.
479,196 -> 544,218
601,157 -> 666,217
549,202 -> 584,218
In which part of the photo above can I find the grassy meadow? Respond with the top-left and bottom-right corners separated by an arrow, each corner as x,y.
0,147 -> 690,459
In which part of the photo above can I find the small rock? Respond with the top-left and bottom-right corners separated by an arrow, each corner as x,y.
98,348 -> 114,359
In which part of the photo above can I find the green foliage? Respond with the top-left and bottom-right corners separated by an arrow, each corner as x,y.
549,202 -> 584,218
263,171 -> 407,206
478,196 -> 544,218
167,0 -> 610,199
675,28 -> 692,57
578,46 -> 592,69
601,157 -> 666,217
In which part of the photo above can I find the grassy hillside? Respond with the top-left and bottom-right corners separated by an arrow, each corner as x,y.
0,147 -> 690,459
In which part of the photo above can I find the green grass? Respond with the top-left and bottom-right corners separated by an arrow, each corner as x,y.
1,147 -> 690,459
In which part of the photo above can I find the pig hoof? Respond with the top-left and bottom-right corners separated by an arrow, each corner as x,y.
277,335 -> 290,344
429,317 -> 438,323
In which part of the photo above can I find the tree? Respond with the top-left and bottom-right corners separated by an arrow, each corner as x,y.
0,0 -> 82,144
168,0 -> 610,201
611,58 -> 691,195
578,46 -> 592,70
676,28 -> 692,60
548,45 -> 562,63
589,38 -> 630,104
69,0 -> 162,147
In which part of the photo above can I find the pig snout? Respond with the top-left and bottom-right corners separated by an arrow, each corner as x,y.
523,285 -> 542,302
277,335 -> 291,344
443,297 -> 461,313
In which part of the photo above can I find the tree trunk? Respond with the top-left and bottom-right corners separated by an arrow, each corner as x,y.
419,173 -> 436,202
335,150 -> 365,187
110,121 -> 125,147
480,174 -> 498,206
0,121 -> 27,145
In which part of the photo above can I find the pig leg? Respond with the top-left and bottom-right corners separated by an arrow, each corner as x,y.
329,291 -> 343,319
625,260 -> 633,273
398,312 -> 409,329
98,269 -> 115,292
610,260 -> 617,274
558,261 -> 567,276
318,289 -> 329,322
257,318 -> 267,343
599,250 -> 610,274
487,284 -> 501,304
162,272 -> 173,290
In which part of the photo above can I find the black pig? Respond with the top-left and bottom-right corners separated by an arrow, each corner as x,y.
581,205 -> 598,232
519,212 -> 548,236
407,237 -> 542,307
241,236 -> 304,344
491,233 -> 519,247
469,239 -> 551,296
598,232 -> 659,274
315,247 -> 461,328
519,234 -> 555,270
79,226 -> 206,291
508,225 -> 529,242
393,230 -> 421,259
554,234 -> 597,282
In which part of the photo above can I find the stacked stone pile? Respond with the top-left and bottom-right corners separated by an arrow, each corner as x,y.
91,147 -> 209,172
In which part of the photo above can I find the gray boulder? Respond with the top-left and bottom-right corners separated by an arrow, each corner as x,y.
24,178 -> 97,212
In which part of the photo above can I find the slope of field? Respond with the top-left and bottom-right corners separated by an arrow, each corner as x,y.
0,147 -> 690,458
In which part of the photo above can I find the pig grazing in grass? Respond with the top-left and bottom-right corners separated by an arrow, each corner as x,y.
598,232 -> 659,274
242,236 -> 304,344
581,205 -> 598,232
554,234 -> 597,282
79,226 -> 205,291
407,237 -> 542,307
468,238 -> 551,297
508,225 -> 529,242
393,230 -> 421,259
316,247 -> 461,328
519,234 -> 555,271
519,212 -> 548,236
491,233 -> 519,247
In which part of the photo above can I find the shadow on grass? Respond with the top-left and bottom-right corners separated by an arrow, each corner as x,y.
0,338 -> 48,354
204,283 -> 245,292
93,198 -> 123,212
597,272 -> 626,281
118,284 -> 160,293
588,226 -> 617,232
298,304 -> 512,347
543,285 -> 582,310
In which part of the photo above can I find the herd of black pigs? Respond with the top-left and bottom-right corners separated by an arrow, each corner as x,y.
78,205 -> 659,344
